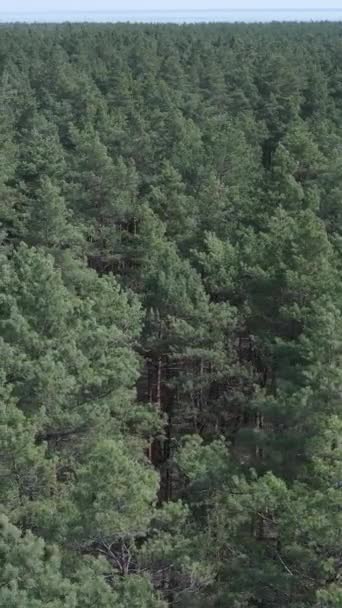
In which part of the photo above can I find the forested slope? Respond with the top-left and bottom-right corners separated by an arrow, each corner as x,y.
0,22 -> 342,607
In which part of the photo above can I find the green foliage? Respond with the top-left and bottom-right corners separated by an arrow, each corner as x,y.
1,21 -> 342,608
69,438 -> 158,541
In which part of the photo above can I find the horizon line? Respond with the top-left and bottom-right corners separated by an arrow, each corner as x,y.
1,8 -> 342,13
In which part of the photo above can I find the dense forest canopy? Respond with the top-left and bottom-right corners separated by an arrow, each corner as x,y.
0,21 -> 342,607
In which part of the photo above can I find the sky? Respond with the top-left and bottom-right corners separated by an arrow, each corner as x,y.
2,0 -> 342,11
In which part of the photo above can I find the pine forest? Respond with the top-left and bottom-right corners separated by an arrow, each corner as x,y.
0,21 -> 342,607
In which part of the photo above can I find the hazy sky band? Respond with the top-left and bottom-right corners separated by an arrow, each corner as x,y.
4,1 -> 342,11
